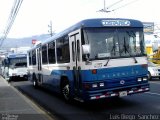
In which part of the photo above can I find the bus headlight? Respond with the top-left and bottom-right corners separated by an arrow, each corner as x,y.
137,78 -> 142,82
99,82 -> 104,87
137,77 -> 148,82
92,83 -> 98,88
92,82 -> 105,88
143,77 -> 148,81
84,82 -> 105,90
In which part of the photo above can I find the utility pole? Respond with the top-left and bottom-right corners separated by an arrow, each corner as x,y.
48,21 -> 53,37
97,0 -> 111,13
104,0 -> 106,10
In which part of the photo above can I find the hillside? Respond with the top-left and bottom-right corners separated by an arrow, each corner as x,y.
1,34 -> 50,50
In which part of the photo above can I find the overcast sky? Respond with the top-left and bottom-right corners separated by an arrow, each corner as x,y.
0,0 -> 160,38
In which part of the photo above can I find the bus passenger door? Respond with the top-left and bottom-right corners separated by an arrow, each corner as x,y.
37,47 -> 43,84
69,29 -> 82,98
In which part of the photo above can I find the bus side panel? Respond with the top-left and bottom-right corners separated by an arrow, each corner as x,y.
50,69 -> 74,94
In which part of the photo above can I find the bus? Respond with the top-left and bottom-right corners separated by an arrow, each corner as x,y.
1,53 -> 28,81
27,18 -> 149,102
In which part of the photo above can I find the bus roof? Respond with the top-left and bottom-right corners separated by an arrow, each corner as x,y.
75,18 -> 143,28
51,18 -> 142,39
28,18 -> 143,51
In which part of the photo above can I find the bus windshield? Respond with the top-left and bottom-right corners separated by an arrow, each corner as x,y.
8,58 -> 27,68
83,28 -> 145,60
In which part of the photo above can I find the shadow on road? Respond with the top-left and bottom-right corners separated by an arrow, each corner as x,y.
12,81 -> 138,108
11,81 -> 151,120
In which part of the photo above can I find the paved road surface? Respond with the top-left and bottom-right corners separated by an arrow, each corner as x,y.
11,80 -> 160,120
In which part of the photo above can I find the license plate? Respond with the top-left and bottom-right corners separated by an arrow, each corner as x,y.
20,75 -> 23,77
119,91 -> 127,97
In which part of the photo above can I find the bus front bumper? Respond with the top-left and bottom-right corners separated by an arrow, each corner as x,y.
84,83 -> 150,101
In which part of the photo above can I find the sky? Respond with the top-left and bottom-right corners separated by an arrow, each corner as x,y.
0,0 -> 160,38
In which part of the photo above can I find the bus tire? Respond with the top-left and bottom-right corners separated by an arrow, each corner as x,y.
61,79 -> 71,101
8,77 -> 12,83
33,74 -> 38,88
147,71 -> 152,80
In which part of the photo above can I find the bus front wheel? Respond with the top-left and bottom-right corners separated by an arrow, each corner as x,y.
33,75 -> 38,88
61,82 -> 70,101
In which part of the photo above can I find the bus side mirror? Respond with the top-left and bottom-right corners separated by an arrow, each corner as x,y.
82,44 -> 90,55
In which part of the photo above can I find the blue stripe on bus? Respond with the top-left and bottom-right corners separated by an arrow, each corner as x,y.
50,64 -> 147,82
83,65 -> 146,81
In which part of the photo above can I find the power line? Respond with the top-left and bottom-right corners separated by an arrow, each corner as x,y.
107,0 -> 124,9
0,0 -> 23,47
111,0 -> 139,12
97,0 -> 139,13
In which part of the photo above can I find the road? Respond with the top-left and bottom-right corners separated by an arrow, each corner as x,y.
10,80 -> 160,120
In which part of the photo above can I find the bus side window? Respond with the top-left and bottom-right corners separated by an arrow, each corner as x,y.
56,37 -> 70,63
77,40 -> 80,61
48,41 -> 56,64
32,49 -> 37,65
42,44 -> 48,64
29,52 -> 32,65
56,39 -> 63,63
72,41 -> 75,62
62,36 -> 70,63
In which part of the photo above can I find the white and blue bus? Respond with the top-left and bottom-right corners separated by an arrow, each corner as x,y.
27,18 -> 149,102
1,53 -> 28,81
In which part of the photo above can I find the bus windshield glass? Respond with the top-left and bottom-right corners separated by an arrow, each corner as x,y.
8,58 -> 27,68
83,28 -> 145,60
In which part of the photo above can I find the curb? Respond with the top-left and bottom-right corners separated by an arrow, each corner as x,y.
0,76 -> 10,86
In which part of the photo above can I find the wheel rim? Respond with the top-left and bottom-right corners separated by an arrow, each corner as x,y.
62,84 -> 69,100
33,80 -> 36,86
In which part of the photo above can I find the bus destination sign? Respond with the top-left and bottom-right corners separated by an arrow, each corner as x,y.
102,20 -> 131,26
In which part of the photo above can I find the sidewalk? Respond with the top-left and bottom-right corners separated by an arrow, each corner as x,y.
0,76 -> 52,120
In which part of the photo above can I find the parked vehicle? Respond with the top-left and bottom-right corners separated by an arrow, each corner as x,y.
148,61 -> 160,80
1,53 -> 28,81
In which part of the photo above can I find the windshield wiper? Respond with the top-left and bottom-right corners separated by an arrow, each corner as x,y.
104,44 -> 116,66
120,37 -> 138,63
